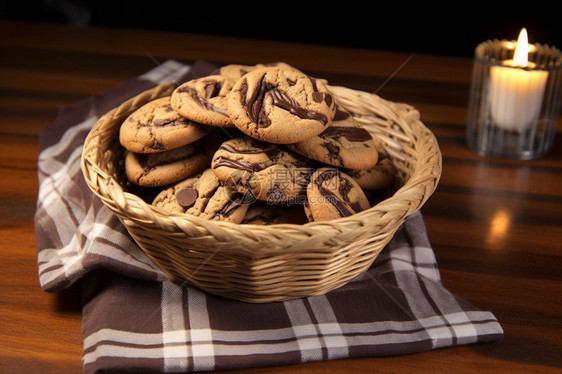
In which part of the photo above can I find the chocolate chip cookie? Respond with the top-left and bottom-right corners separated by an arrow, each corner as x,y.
211,136 -> 313,203
288,105 -> 379,170
306,167 -> 370,221
119,96 -> 211,154
125,130 -> 221,187
344,145 -> 397,191
152,168 -> 249,223
171,75 -> 235,127
227,66 -> 336,144
212,62 -> 297,84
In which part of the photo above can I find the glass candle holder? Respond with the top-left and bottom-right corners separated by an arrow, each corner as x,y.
466,39 -> 562,159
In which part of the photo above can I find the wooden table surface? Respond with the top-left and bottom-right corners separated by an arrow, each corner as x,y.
1,20 -> 561,373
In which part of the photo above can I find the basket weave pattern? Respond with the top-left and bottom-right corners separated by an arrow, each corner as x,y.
81,81 -> 442,303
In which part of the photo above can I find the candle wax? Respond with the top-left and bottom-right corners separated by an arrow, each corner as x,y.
489,61 -> 548,131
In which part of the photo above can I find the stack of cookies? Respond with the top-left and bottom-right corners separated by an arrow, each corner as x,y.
119,63 -> 397,224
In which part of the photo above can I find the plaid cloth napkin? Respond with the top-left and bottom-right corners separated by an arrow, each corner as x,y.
35,60 -> 504,373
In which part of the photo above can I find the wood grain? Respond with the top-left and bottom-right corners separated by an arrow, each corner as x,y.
1,19 -> 560,373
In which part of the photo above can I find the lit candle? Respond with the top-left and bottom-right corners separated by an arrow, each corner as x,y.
488,28 -> 548,131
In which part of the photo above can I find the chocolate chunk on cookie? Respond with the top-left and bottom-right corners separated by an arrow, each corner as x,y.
119,96 -> 211,154
152,168 -> 249,223
152,171 -> 203,213
125,130 -> 221,187
288,105 -> 379,170
211,136 -> 313,204
306,168 -> 370,222
171,75 -> 236,127
227,66 -> 336,144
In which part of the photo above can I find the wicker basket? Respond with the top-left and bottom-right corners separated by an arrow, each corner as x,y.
81,81 -> 442,303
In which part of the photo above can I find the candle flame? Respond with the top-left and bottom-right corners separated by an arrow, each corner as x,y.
513,28 -> 529,67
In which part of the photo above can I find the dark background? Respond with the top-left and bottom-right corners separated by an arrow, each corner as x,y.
1,0 -> 560,57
